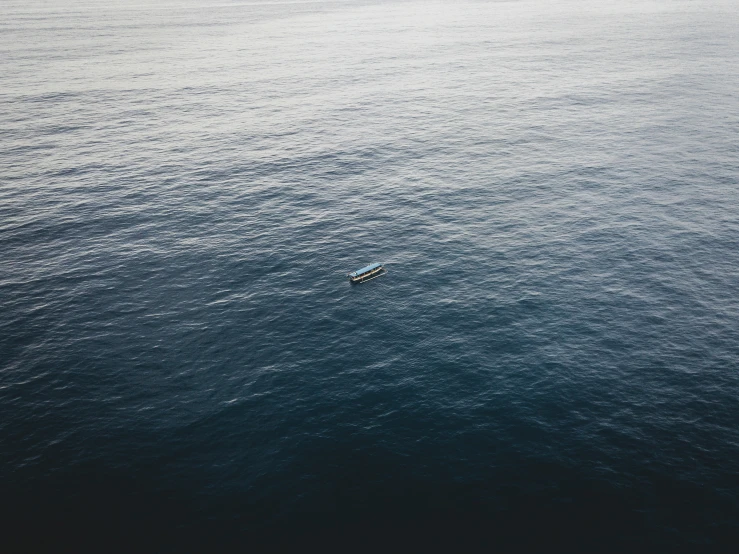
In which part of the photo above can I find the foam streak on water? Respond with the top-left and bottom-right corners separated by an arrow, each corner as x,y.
2,0 -> 739,550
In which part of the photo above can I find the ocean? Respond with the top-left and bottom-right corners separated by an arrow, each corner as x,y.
2,0 -> 739,550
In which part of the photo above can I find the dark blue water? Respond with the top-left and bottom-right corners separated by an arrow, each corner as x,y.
2,0 -> 739,550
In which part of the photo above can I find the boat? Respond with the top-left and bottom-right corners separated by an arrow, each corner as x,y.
348,262 -> 385,283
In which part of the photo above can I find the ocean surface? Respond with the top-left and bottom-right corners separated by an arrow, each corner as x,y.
2,0 -> 739,550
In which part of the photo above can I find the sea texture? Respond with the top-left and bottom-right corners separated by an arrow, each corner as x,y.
2,0 -> 739,551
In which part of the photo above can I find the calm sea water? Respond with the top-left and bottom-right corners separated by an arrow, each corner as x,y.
2,0 -> 739,550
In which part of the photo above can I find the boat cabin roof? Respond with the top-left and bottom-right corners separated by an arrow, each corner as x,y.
349,262 -> 382,278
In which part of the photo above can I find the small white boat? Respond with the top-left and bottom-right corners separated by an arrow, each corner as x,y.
348,262 -> 385,283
